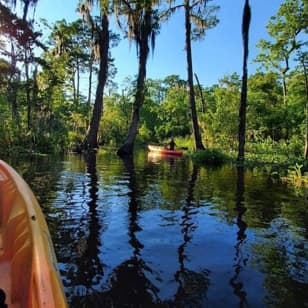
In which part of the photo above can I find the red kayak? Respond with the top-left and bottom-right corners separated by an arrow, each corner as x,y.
148,145 -> 183,156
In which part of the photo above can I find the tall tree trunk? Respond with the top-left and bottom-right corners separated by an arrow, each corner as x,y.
77,58 -> 80,106
24,48 -> 31,130
303,60 -> 308,159
87,29 -> 94,128
22,1 -> 33,130
117,37 -> 148,156
281,56 -> 290,141
237,0 -> 251,163
87,52 -> 94,128
194,73 -> 206,113
8,43 -> 19,124
8,79 -> 19,123
281,56 -> 290,105
72,71 -> 76,104
117,3 -> 152,157
22,0 -> 30,21
84,13 -> 109,150
88,40 -> 94,102
185,0 -> 204,150
282,73 -> 288,105
281,72 -> 290,140
32,65 -> 38,115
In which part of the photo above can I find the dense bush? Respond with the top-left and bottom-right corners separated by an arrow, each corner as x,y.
192,149 -> 229,165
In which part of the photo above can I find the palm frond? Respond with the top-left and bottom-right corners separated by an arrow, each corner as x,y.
191,14 -> 207,29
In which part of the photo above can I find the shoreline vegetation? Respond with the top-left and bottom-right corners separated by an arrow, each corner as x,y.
1,1 -> 307,188
2,136 -> 308,189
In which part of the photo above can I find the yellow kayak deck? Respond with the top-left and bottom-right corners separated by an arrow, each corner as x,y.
0,160 -> 67,308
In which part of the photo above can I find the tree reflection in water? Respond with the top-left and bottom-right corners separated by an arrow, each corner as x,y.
229,166 -> 248,307
172,163 -> 210,307
7,153 -> 308,306
69,151 -> 105,307
97,156 -> 160,307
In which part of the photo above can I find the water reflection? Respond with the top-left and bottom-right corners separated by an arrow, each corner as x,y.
99,156 -> 159,306
229,166 -> 248,307
147,152 -> 182,164
63,152 -> 104,306
123,156 -> 144,255
173,163 -> 210,307
4,152 -> 308,307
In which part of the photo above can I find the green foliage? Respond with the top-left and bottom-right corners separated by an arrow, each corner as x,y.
288,163 -> 303,179
247,72 -> 284,139
138,124 -> 152,144
244,136 -> 304,166
255,0 -> 307,72
99,95 -> 130,146
192,149 -> 228,165
173,136 -> 194,151
281,163 -> 308,187
205,74 -> 241,150
155,84 -> 191,140
164,0 -> 219,40
0,0 -> 307,162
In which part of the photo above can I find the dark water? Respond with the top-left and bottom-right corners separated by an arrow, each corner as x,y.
6,151 -> 308,307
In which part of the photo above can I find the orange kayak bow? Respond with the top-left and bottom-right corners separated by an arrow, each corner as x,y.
0,160 -> 67,308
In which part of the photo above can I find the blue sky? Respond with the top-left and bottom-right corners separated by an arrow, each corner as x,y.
35,0 -> 285,88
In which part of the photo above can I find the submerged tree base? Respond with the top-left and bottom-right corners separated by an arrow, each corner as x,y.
117,143 -> 134,157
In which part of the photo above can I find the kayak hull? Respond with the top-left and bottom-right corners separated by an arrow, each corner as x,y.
148,145 -> 183,156
0,160 -> 67,308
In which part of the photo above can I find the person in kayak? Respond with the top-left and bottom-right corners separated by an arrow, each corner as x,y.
168,138 -> 176,150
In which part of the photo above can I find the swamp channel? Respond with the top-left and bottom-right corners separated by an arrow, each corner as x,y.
5,150 -> 308,307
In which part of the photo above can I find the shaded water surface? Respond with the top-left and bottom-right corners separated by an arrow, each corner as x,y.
7,151 -> 308,307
